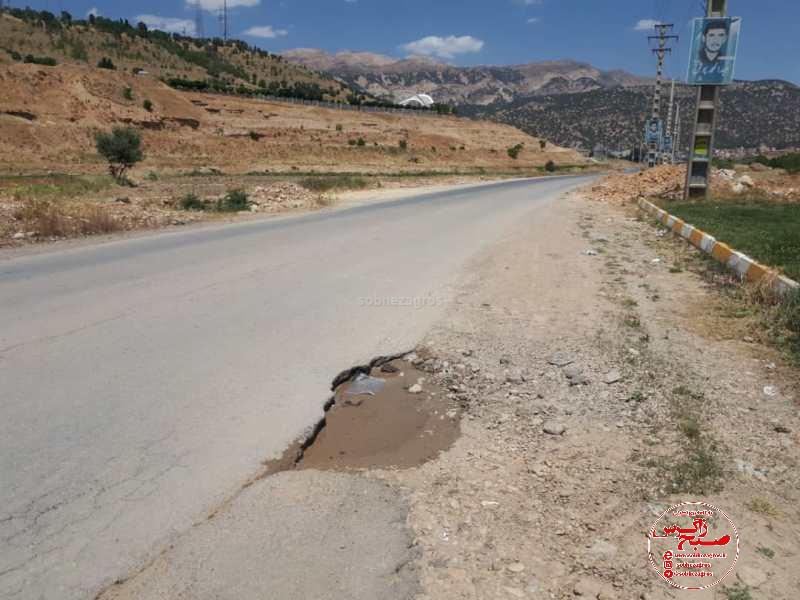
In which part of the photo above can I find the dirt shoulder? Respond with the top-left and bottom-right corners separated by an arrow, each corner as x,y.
95,184 -> 797,600
367,190 -> 799,599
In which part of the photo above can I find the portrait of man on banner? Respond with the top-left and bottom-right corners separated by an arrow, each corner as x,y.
645,119 -> 663,145
687,17 -> 741,85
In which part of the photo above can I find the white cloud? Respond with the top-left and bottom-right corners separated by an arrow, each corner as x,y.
401,35 -> 484,59
634,19 -> 661,31
242,25 -> 288,38
190,0 -> 260,12
136,14 -> 196,36
87,7 -> 100,17
527,17 -> 540,24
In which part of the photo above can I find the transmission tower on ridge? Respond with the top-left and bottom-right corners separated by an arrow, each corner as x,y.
194,1 -> 204,39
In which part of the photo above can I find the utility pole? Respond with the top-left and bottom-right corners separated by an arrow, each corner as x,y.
662,79 -> 676,164
685,0 -> 728,199
646,24 -> 679,168
673,102 -> 681,163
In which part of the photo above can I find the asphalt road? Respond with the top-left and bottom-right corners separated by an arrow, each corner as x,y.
0,175 -> 590,599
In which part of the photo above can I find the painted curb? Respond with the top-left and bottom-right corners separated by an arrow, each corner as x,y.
638,198 -> 800,296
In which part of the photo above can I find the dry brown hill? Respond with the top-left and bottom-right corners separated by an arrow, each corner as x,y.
0,62 -> 583,175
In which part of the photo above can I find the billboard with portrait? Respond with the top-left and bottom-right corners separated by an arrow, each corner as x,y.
645,119 -> 663,145
687,17 -> 741,85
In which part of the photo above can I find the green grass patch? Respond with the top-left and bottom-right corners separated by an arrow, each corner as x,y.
722,583 -> 753,600
663,200 -> 800,281
756,545 -> 775,559
298,174 -> 369,192
0,174 -> 115,199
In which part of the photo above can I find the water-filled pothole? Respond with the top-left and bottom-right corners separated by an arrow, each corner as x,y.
265,354 -> 460,473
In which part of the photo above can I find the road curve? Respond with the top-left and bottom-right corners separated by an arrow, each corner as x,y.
0,175 -> 591,600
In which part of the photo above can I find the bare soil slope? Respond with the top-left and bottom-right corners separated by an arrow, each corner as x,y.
0,63 -> 582,175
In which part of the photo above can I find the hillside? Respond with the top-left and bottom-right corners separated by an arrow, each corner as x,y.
0,62 -> 582,175
0,9 -> 351,101
283,49 -> 648,105
463,80 -> 800,152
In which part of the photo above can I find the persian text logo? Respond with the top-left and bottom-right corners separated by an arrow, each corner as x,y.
647,501 -> 739,590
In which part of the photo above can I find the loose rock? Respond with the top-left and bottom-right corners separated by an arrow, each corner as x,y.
547,352 -> 575,367
543,421 -> 566,436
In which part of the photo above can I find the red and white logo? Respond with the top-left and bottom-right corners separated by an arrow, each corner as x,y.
647,501 -> 739,590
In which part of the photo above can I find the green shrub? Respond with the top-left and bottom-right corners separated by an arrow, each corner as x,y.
23,54 -> 57,66
142,99 -> 153,112
539,139 -> 547,150
545,160 -> 557,172
335,123 -> 343,132
357,137 -> 366,147
248,131 -> 262,141
507,143 -> 524,160
97,57 -> 116,70
123,87 -> 134,101
69,39 -> 88,61
95,127 -> 144,182
216,189 -> 250,212
180,193 -> 205,210
347,139 -> 357,146
145,171 -> 159,181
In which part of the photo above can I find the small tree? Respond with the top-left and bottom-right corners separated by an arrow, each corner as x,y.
507,143 -> 524,160
545,160 -> 556,173
398,139 -> 408,151
539,139 -> 547,151
123,87 -> 133,100
142,99 -> 153,112
97,57 -> 116,70
95,127 -> 143,182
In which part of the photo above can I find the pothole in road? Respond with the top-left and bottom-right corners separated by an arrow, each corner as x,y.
265,354 -> 461,473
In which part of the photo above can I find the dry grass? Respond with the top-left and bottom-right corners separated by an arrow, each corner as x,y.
13,198 -> 121,237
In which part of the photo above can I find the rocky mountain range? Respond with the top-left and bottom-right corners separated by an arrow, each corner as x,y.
282,49 -> 649,105
284,48 -> 800,152
463,79 -> 800,152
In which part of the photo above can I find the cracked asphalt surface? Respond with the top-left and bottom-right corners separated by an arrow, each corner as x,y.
0,176 -> 591,600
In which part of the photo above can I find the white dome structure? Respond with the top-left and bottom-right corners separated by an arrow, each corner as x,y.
399,93 -> 435,108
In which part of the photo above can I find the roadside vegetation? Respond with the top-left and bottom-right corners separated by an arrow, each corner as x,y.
12,198 -> 120,237
178,189 -> 251,212
298,175 -> 368,192
663,200 -> 800,281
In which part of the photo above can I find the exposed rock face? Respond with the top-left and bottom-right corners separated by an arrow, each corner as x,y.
283,49 -> 648,105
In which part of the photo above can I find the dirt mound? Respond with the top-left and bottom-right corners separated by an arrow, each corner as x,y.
588,164 -> 800,204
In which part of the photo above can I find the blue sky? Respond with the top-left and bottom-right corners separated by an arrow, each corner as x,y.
23,1 -> 800,83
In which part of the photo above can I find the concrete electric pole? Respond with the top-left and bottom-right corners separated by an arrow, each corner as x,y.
646,24 -> 679,168
662,79 -> 676,164
673,102 -> 681,163
685,0 -> 728,199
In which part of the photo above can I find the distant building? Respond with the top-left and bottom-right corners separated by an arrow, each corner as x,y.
399,93 -> 435,108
